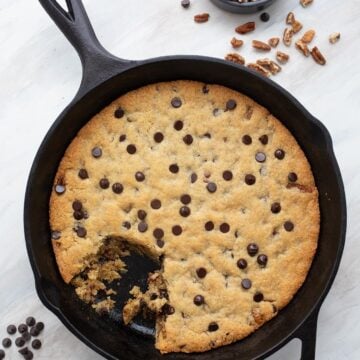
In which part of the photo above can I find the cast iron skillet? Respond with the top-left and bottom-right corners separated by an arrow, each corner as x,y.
24,1 -> 346,359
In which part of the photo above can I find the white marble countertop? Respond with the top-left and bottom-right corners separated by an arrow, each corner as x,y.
0,0 -> 359,359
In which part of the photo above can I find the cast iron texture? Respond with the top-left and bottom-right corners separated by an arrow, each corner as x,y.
210,0 -> 276,14
24,1 -> 346,359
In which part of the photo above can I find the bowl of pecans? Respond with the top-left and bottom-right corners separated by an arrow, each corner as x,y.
211,0 -> 277,14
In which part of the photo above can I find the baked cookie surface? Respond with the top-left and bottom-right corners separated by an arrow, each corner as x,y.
50,80 -> 319,353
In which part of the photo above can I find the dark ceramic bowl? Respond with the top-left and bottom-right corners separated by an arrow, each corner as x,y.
210,0 -> 276,13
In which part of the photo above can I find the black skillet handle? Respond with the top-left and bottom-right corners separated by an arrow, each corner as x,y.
293,308 -> 320,360
39,0 -> 135,98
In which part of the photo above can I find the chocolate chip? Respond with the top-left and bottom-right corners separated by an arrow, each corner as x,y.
162,304 -> 175,315
112,182 -> 124,194
207,182 -> 217,193
226,99 -> 237,110
122,221 -> 131,229
154,132 -> 164,143
208,322 -> 219,332
18,347 -> 29,355
183,134 -> 193,145
179,206 -> 191,217
24,350 -> 34,360
54,184 -> 65,195
114,107 -> 124,118
254,292 -> 264,302
72,201 -> 82,211
237,258 -> 247,269
29,327 -> 39,337
180,194 -> 191,205
257,254 -> 268,266
127,144 -> 137,154
138,222 -> 148,232
259,135 -> 268,145
137,210 -> 147,220
245,174 -> 256,185
2,338 -> 11,348
171,97 -> 182,108
271,202 -> 281,213
174,120 -> 184,130
7,325 -> 16,335
193,295 -> 205,306
15,337 -> 25,347
202,84 -> 209,93
220,223 -> 230,233
99,178 -> 110,189
241,278 -> 252,289
205,221 -> 214,231
242,135 -> 252,145
288,172 -> 298,182
284,221 -> 294,231
92,147 -> 102,158
150,293 -> 158,300
255,152 -> 266,163
153,228 -> 164,239
119,134 -> 126,142
35,321 -> 44,332
169,164 -> 179,173
18,324 -> 28,334
22,331 -> 31,342
73,211 -> 84,220
135,171 -> 145,182
196,267 -> 207,278
275,149 -> 285,159
260,12 -> 270,22
0,350 -> 4,359
76,227 -> 87,238
156,239 -> 165,248
172,225 -> 182,236
247,243 -> 259,256
78,168 -> 89,179
151,199 -> 161,209
181,0 -> 191,9
223,170 -> 233,181
31,339 -> 41,350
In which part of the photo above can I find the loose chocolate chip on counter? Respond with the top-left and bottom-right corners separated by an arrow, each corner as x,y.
284,221 -> 294,231
226,99 -> 237,110
23,350 -> 34,360
255,152 -> 266,163
259,135 -> 268,145
223,170 -> 233,181
154,132 -> 164,143
237,258 -> 248,269
220,223 -> 230,233
0,350 -> 4,360
183,134 -> 193,145
247,243 -> 259,256
137,210 -> 147,220
288,172 -> 298,182
254,292 -> 264,302
271,202 -> 281,213
22,332 -> 31,342
54,184 -> 65,195
112,182 -> 124,194
241,278 -> 252,290
92,147 -> 102,158
196,267 -> 207,278
171,97 -> 182,108
99,178 -> 110,189
76,227 -> 87,238
208,322 -> 219,332
245,174 -> 256,185
114,107 -> 125,118
78,168 -> 89,179
181,0 -> 190,8
193,295 -> 205,306
127,144 -> 137,154
190,172 -> 198,183
138,222 -> 148,233
257,254 -> 268,267
156,239 -> 165,248
153,228 -> 164,239
72,201 -> 82,211
122,221 -> 131,230
174,120 -> 184,131
206,182 -> 217,193
29,327 -> 39,337
202,84 -> 209,93
179,206 -> 191,217
119,134 -> 126,142
31,339 -> 42,350
172,225 -> 182,236
205,221 -> 214,231
19,347 -> 29,355
180,194 -> 191,205
7,324 -> 16,335
169,164 -> 179,173
2,338 -> 11,348
242,135 -> 252,145
274,149 -> 285,159
73,211 -> 84,220
18,324 -> 28,334
260,12 -> 270,22
151,199 -> 162,209
35,322 -> 44,332
135,171 -> 145,182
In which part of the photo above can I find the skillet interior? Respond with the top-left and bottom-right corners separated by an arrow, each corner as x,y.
25,57 -> 346,360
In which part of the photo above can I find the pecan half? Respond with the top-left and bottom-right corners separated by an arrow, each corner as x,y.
329,32 -> 341,44
292,20 -> 303,34
295,40 -> 310,57
286,12 -> 295,25
231,37 -> 244,48
256,58 -> 282,75
235,22 -> 256,34
311,46 -> 326,65
301,29 -> 316,43
276,51 -> 290,64
247,63 -> 271,77
194,13 -> 209,23
283,27 -> 294,47
225,53 -> 245,65
268,37 -> 280,48
252,40 -> 271,51
300,0 -> 313,7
